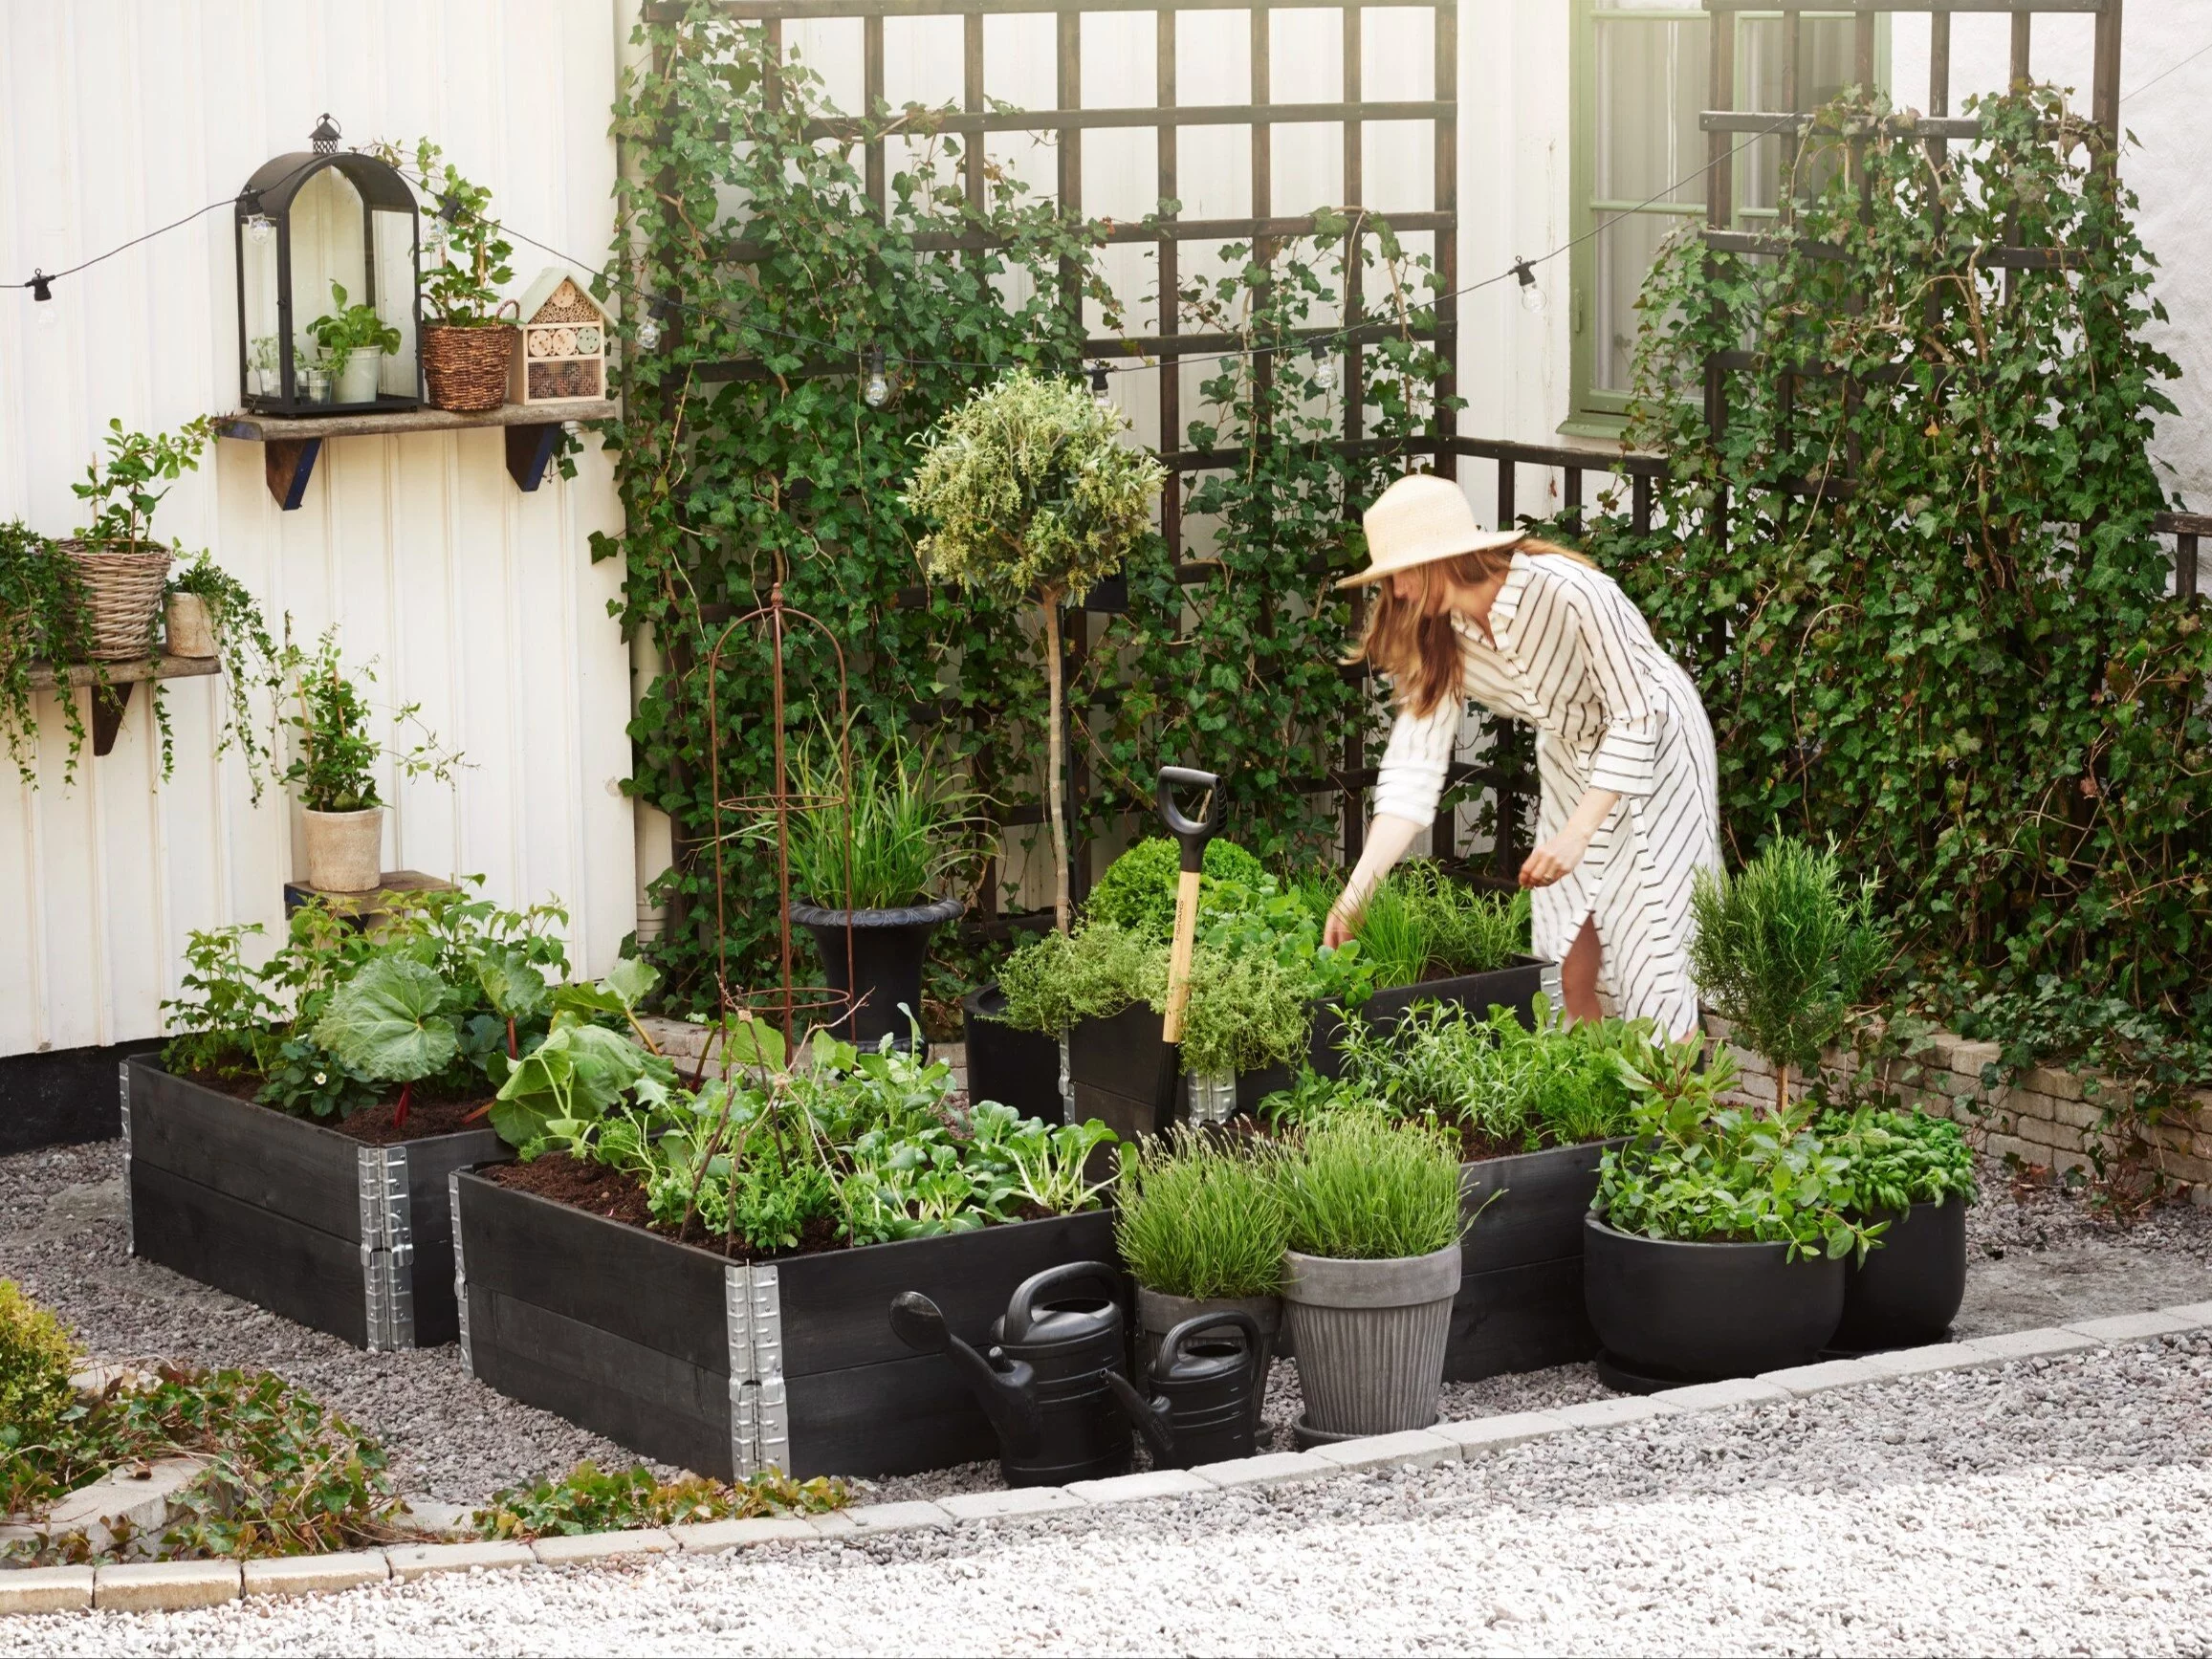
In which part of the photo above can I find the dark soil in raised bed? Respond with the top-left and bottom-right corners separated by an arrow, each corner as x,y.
175,1068 -> 493,1146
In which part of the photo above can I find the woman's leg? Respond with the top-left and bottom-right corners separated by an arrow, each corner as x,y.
1561,915 -> 1602,1022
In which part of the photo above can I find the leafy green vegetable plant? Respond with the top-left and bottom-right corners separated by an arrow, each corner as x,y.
1115,1128 -> 1287,1299
1595,1037 -> 1880,1260
472,1461 -> 844,1541
905,367 -> 1167,933
1086,837 -> 1271,941
1275,1112 -> 1465,1261
1689,837 -> 1886,1116
1816,1106 -> 1978,1213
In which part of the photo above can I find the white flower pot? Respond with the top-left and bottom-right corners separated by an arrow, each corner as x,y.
302,806 -> 384,893
164,593 -> 215,659
335,352 -> 383,405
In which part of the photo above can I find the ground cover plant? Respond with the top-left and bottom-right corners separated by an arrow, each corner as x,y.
1265,995 -> 1661,1158
160,884 -> 584,1128
1274,1113 -> 1464,1262
1114,1127 -> 1287,1300
1593,1039 -> 1880,1262
2,1283 -> 409,1561
471,1460 -> 844,1540
1582,81 -> 2212,1146
492,1005 -> 1114,1258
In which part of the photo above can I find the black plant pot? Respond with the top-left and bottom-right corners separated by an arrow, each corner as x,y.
789,896 -> 964,1053
962,984 -> 1064,1123
1829,1197 -> 1967,1353
1583,1214 -> 1846,1391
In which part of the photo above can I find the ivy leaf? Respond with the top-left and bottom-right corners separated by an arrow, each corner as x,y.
311,959 -> 459,1086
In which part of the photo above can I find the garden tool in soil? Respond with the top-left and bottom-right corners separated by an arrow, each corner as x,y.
1102,1308 -> 1264,1469
890,1262 -> 1168,1487
1153,766 -> 1223,1126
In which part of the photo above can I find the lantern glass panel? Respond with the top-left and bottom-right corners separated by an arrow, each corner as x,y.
241,231 -> 283,400
369,207 -> 419,399
290,167 -> 369,383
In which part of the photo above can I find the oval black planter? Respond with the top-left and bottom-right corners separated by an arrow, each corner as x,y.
962,984 -> 1064,1123
1830,1197 -> 1967,1352
1583,1213 -> 1846,1390
790,896 -> 964,1053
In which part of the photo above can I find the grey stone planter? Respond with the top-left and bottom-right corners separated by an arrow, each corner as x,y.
1135,1284 -> 1284,1381
1281,1243 -> 1460,1442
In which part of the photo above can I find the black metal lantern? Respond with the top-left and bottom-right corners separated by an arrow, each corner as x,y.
234,115 -> 422,415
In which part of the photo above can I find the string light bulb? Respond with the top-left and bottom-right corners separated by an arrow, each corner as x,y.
1309,340 -> 1336,393
635,306 -> 661,352
1513,258 -> 1547,316
244,213 -> 276,247
864,345 -> 890,409
1089,363 -> 1111,406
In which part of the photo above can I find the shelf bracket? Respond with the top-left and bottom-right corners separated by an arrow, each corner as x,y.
265,438 -> 322,512
89,681 -> 134,756
504,424 -> 562,493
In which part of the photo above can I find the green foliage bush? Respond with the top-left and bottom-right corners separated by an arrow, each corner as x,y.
0,1280 -> 79,1461
1816,1106 -> 1978,1212
1084,837 -> 1270,941
473,1460 -> 843,1540
1591,83 -> 2210,1106
1114,1128 -> 1287,1299
1275,1113 -> 1464,1262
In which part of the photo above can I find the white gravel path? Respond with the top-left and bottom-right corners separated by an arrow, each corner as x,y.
10,1334 -> 2207,1657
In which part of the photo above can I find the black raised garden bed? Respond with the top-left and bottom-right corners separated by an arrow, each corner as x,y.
451,1168 -> 1121,1480
121,1057 -> 501,1350
1448,1137 -> 1622,1381
1066,955 -> 1547,1140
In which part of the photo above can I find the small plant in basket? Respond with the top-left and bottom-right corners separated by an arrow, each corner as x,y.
367,137 -> 516,410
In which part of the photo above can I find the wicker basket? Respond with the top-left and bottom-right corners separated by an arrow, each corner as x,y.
423,320 -> 517,412
61,540 -> 173,661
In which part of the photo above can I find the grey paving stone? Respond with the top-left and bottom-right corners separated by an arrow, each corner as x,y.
843,1500 -> 955,1532
1857,1342 -> 2007,1379
1433,1411 -> 1573,1454
1966,1327 -> 2099,1362
1064,1469 -> 1218,1505
93,1560 -> 242,1612
2157,1300 -> 2212,1328
1189,1451 -> 1336,1489
1551,1396 -> 1679,1428
241,1553 -> 392,1598
668,1516 -> 818,1553
2063,1310 -> 2201,1344
531,1529 -> 677,1565
1648,1378 -> 1793,1412
938,1487 -> 1090,1521
1756,1359 -> 1886,1396
383,1540 -> 537,1582
1307,1430 -> 1459,1470
0,1566 -> 95,1616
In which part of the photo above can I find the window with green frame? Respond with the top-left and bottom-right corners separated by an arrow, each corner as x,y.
1565,3 -> 1886,435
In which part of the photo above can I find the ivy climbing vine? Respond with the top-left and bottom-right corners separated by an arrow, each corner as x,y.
1582,85 -> 2212,1099
603,4 -> 1456,1003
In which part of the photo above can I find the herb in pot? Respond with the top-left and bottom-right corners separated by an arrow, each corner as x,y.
305,281 -> 403,401
1085,836 -> 1271,941
1115,1127 -> 1287,1299
1688,836 -> 1887,1116
278,629 -> 463,813
1275,1111 -> 1465,1262
70,417 -> 215,552
367,138 -> 514,326
764,728 -> 977,910
1816,1105 -> 1978,1213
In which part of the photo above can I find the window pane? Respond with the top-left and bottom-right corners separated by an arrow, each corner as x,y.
1594,15 -> 1709,207
1593,209 -> 1688,396
1739,17 -> 1861,213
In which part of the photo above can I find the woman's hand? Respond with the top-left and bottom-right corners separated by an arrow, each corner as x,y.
1519,824 -> 1592,888
1324,903 -> 1359,950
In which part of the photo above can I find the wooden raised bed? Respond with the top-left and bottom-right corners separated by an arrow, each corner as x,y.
451,1169 -> 1121,1480
1068,956 -> 1547,1139
1449,1138 -> 1621,1381
120,1058 -> 501,1350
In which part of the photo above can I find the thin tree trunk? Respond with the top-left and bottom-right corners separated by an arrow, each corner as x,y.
1775,1061 -> 1790,1119
1041,590 -> 1070,934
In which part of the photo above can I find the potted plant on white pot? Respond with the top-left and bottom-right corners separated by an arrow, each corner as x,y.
280,629 -> 463,893
306,282 -> 404,407
369,138 -> 516,412
1274,1112 -> 1467,1445
903,366 -> 1165,934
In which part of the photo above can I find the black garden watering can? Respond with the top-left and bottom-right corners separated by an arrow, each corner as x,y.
1102,1310 -> 1264,1469
890,1261 -> 1171,1486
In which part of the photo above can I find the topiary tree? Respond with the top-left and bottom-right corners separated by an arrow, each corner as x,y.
904,368 -> 1166,932
1689,838 -> 1887,1116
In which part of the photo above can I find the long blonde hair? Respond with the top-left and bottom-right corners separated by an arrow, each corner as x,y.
1346,538 -> 1597,718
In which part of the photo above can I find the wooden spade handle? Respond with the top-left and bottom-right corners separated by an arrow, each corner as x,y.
1160,867 -> 1203,1044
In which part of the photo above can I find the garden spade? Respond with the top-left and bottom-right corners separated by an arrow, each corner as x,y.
1153,766 -> 1221,1125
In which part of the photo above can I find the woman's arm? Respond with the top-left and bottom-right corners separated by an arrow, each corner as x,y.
1324,812 -> 1425,947
1520,785 -> 1620,888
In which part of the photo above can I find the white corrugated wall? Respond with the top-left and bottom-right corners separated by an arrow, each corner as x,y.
0,0 -> 636,1059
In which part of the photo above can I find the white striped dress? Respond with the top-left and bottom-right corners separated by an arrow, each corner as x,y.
1371,550 -> 1721,1038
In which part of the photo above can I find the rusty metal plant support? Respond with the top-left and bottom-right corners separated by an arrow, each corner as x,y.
705,583 -> 857,1055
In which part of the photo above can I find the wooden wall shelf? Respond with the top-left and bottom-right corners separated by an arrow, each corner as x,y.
215,400 -> 619,512
29,654 -> 222,756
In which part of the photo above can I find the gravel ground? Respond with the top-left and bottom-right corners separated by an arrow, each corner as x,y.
7,1138 -> 2208,1511
7,1332 -> 2207,1656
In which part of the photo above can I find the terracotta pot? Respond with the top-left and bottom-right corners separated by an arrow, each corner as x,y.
302,806 -> 384,893
164,594 -> 215,659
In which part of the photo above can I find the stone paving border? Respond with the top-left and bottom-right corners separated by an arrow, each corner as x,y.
6,1300 -> 2208,1619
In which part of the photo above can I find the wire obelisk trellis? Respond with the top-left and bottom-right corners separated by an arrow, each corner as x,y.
705,583 -> 857,1059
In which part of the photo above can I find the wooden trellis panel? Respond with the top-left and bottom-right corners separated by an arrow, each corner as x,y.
648,0 -> 1465,902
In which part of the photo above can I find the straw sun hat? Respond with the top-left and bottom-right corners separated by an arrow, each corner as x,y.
1335,472 -> 1525,588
